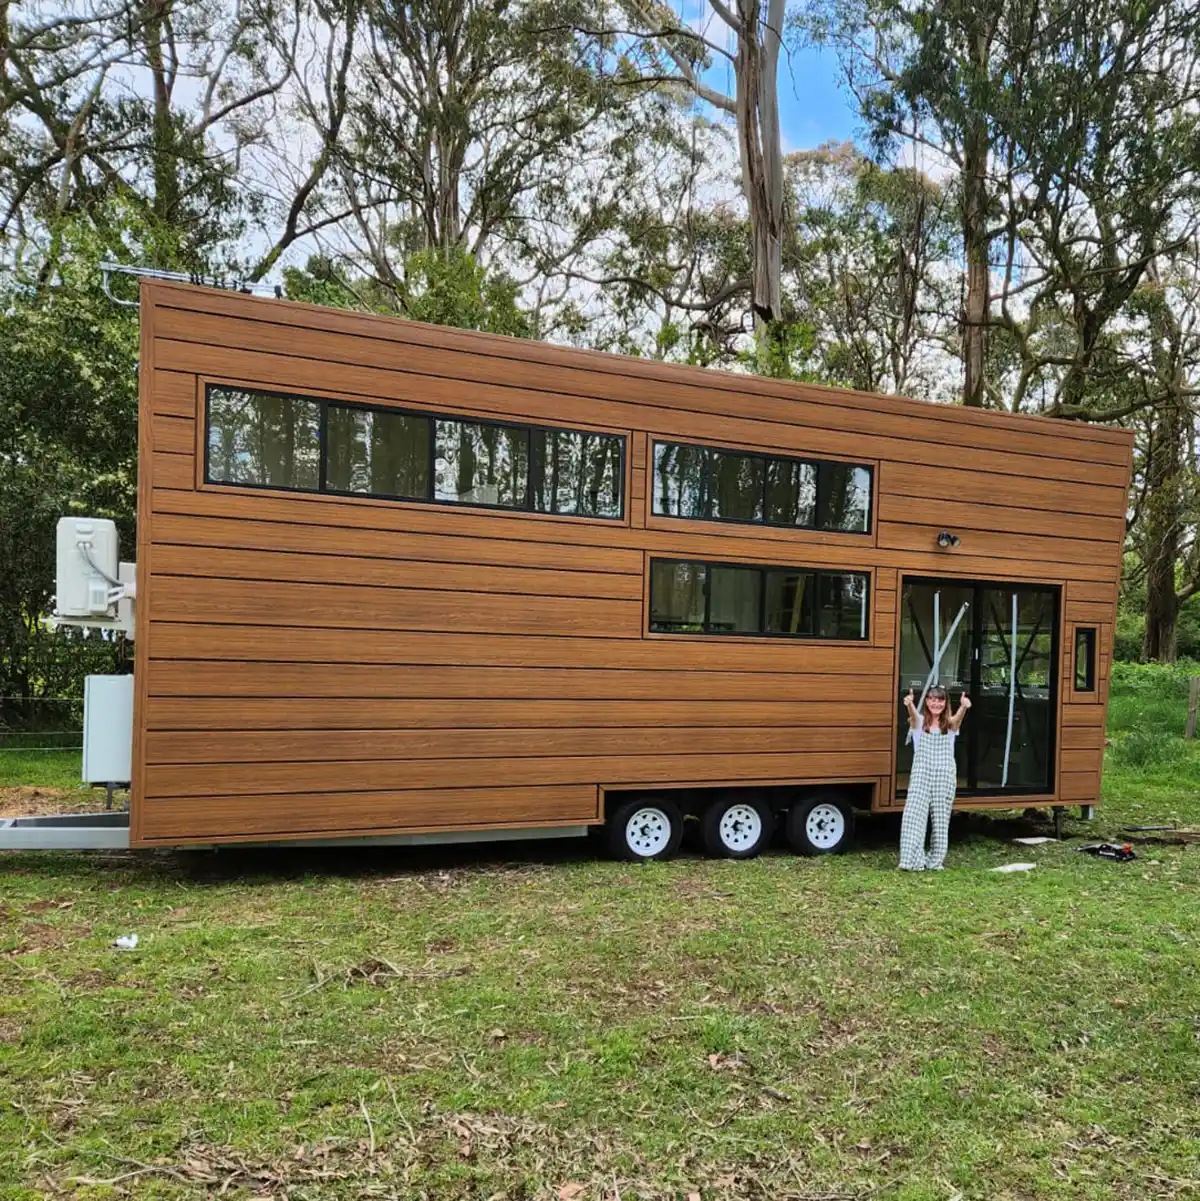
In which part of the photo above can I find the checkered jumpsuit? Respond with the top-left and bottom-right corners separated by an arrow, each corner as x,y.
899,725 -> 957,871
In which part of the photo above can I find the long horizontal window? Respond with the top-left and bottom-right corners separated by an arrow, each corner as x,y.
205,384 -> 625,519
649,558 -> 870,640
652,441 -> 871,533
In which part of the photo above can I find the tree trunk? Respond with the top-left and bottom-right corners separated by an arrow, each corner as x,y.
142,0 -> 179,225
1142,398 -> 1184,663
961,115 -> 989,407
734,0 -> 784,365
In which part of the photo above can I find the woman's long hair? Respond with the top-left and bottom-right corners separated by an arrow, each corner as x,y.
923,687 -> 950,733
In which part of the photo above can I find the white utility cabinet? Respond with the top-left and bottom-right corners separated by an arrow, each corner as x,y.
82,674 -> 134,785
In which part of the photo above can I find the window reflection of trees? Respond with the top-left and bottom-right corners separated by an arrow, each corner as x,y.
208,388 -> 321,488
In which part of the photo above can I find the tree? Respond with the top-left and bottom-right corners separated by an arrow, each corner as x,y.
323,0 -> 651,318
0,218 -> 140,717
785,141 -> 956,394
819,0 -> 1200,414
609,0 -> 789,365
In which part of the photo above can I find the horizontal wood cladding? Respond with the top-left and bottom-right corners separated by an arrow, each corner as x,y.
880,494 -> 1124,544
153,413 -> 195,455
151,576 -> 642,637
153,512 -> 642,575
880,463 -> 1121,519
152,486 -> 1122,583
147,661 -> 883,701
879,520 -> 1116,567
148,625 -> 893,673
151,369 -> 196,418
152,544 -> 643,601
1061,723 -> 1106,750
1059,771 -> 1101,802
146,749 -> 893,798
1062,704 -> 1107,727
133,284 -> 1132,842
146,697 -> 900,732
156,452 -> 194,490
138,785 -> 600,842
150,287 -> 1130,458
146,723 -> 895,765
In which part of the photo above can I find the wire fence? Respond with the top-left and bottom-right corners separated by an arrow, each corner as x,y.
0,696 -> 85,752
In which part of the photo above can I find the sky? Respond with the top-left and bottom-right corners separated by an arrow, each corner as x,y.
775,44 -> 861,152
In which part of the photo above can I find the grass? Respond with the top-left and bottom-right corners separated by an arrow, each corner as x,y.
0,747 -> 90,792
2,669 -> 1199,1200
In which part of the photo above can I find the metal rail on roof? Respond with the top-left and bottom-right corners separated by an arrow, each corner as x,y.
100,261 -> 283,308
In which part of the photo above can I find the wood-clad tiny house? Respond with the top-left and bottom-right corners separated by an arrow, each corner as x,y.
131,280 -> 1132,856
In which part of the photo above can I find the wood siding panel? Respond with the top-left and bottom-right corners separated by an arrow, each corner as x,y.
1060,772 -> 1101,802
153,486 -> 1122,583
152,544 -> 642,601
146,697 -> 899,731
152,413 -> 196,455
147,624 -> 892,674
140,786 -> 600,842
150,576 -> 642,638
147,661 -> 884,701
153,512 -> 642,574
156,452 -> 195,489
880,493 -> 1124,543
146,723 -> 895,765
146,749 -> 893,798
151,370 -> 197,418
131,283 -> 1131,843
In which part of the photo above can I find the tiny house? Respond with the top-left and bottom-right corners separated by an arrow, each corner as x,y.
7,281 -> 1132,857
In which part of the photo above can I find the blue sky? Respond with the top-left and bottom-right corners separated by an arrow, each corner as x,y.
776,44 -> 861,151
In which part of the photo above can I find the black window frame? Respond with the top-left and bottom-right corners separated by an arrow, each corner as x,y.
204,383 -> 627,521
648,557 -> 871,641
1074,626 -> 1097,692
651,439 -> 873,534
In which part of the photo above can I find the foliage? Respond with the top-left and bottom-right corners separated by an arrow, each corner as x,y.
285,247 -> 535,337
0,217 -> 140,719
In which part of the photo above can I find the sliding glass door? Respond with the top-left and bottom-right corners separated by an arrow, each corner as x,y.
897,578 -> 1059,796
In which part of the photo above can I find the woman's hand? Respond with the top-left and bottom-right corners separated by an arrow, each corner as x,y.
959,693 -> 972,710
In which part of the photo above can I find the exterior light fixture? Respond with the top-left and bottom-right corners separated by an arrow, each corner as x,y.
937,530 -> 960,549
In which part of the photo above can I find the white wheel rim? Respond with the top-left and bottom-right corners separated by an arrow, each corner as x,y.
805,803 -> 845,849
718,803 -> 763,852
625,807 -> 672,857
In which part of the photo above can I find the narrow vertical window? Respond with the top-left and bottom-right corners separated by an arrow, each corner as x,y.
531,429 -> 623,517
653,442 -> 708,517
1075,627 -> 1097,692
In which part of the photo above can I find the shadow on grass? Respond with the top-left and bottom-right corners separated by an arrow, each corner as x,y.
1,804 -> 1073,887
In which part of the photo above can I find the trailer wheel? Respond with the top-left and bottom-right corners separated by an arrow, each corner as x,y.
787,792 -> 854,856
606,797 -> 684,862
701,793 -> 775,859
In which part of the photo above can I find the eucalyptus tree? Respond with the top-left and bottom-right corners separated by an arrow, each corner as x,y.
785,141 -> 956,395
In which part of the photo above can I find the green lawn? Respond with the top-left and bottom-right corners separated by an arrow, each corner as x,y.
2,665 -> 1199,1200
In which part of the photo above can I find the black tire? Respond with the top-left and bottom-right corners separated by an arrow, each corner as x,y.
605,796 -> 685,862
787,792 -> 855,856
700,792 -> 775,859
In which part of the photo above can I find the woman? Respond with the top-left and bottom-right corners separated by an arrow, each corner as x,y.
899,685 -> 971,871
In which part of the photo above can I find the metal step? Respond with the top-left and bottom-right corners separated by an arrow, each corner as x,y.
0,811 -> 131,850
